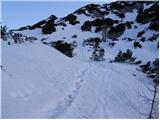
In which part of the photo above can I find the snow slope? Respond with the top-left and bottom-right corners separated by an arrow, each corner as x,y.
15,2 -> 158,63
2,40 -> 88,118
2,39 -> 155,118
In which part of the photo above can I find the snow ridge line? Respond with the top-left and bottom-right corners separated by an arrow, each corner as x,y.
47,63 -> 91,118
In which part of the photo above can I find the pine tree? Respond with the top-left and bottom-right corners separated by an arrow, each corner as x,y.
90,47 -> 105,61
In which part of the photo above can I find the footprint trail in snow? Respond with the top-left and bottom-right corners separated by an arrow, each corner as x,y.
47,64 -> 91,118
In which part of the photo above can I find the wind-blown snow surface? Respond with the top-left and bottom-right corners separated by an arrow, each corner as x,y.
2,40 -> 155,118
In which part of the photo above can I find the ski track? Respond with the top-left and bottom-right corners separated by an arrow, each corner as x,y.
47,63 -> 91,118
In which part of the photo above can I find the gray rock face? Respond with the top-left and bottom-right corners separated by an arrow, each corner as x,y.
107,30 -> 124,39
119,6 -> 135,13
92,10 -> 104,18
134,2 -> 144,10
107,24 -> 126,39
112,2 -> 144,14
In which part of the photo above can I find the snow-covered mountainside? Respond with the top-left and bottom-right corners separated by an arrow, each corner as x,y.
1,1 -> 159,118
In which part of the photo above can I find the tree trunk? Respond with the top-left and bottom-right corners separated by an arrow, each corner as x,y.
148,85 -> 157,119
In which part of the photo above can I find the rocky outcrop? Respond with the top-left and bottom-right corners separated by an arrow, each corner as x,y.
136,2 -> 158,24
42,15 -> 57,34
18,15 -> 57,31
107,23 -> 126,39
109,1 -> 144,14
61,14 -> 80,25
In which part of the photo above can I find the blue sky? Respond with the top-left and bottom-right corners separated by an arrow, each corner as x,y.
1,1 -> 111,29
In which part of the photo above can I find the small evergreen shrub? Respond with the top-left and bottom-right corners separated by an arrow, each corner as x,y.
137,30 -> 145,37
86,4 -> 100,13
50,40 -> 75,57
25,36 -> 37,42
82,37 -> 101,47
81,21 -> 92,31
118,13 -> 125,18
134,41 -> 142,48
70,20 -> 80,25
128,38 -> 132,41
134,25 -> 138,29
10,33 -> 24,43
8,42 -> 11,45
72,35 -> 77,38
148,34 -> 158,41
108,42 -> 116,47
90,47 -> 105,61
136,3 -> 158,24
41,38 -> 48,42
149,22 -> 159,31
125,21 -> 132,29
42,41 -> 48,45
81,18 -> 118,32
92,18 -> 117,27
74,8 -> 86,15
140,37 -> 146,42
1,25 -> 8,40
114,49 -> 136,63
114,11 -> 125,19
140,58 -> 159,85
62,23 -> 67,27
63,14 -> 80,25
135,60 -> 142,65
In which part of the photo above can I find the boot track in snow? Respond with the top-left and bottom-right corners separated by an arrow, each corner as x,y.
47,64 -> 91,118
